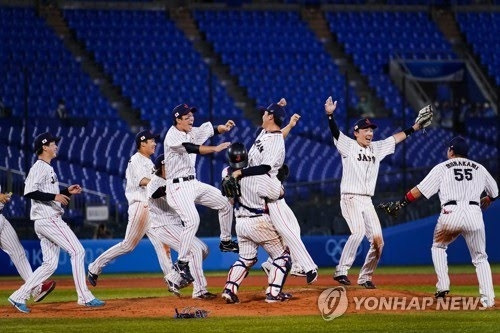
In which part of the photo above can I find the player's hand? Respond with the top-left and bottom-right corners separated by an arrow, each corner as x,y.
214,142 -> 231,152
480,196 -> 492,210
55,194 -> 71,205
219,120 -> 235,133
0,192 -> 12,204
288,113 -> 301,128
277,98 -> 287,107
324,96 -> 337,115
377,201 -> 403,217
68,184 -> 82,195
231,169 -> 243,179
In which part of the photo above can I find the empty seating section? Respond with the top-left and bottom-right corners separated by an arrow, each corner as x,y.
194,10 -> 358,140
0,7 -> 120,122
456,12 -> 500,86
64,9 -> 244,129
326,11 -> 456,117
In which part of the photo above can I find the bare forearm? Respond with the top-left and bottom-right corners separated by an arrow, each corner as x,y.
393,123 -> 420,144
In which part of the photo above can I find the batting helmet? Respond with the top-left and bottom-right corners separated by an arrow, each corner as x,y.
226,142 -> 248,169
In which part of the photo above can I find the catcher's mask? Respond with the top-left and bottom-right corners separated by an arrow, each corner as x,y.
226,142 -> 248,169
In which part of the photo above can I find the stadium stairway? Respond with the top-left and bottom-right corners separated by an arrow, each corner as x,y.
39,3 -> 145,128
300,6 -> 388,117
169,7 -> 261,125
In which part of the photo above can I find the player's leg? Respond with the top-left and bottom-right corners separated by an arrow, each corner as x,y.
357,200 -> 384,287
0,216 -> 33,281
222,219 -> 256,303
431,214 -> 460,296
88,202 -> 149,279
190,239 -> 212,299
267,199 -> 317,280
194,182 -> 234,246
462,210 -> 494,307
334,195 -> 365,283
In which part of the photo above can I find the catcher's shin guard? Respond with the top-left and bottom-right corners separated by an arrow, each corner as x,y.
224,258 -> 256,293
266,253 -> 291,296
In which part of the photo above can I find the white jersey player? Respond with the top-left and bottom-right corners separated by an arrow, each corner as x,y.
163,103 -> 237,283
1,189 -> 56,304
379,136 -> 498,307
230,101 -> 318,284
147,154 -> 215,299
325,96 -> 427,288
9,132 -> 104,313
87,130 -> 183,295
221,143 -> 292,303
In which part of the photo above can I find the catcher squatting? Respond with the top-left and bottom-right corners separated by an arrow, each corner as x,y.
4,97 -> 498,314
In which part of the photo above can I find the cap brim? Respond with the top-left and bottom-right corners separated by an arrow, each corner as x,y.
54,136 -> 61,143
358,124 -> 377,130
189,107 -> 197,113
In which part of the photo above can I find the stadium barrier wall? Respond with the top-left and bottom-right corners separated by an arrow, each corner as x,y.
1,202 -> 498,275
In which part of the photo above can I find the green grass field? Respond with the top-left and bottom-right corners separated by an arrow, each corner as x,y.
1,265 -> 499,333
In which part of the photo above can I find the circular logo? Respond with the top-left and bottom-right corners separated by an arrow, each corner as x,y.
317,287 -> 348,321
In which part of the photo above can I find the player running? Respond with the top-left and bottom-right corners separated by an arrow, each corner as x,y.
378,136 -> 498,307
325,96 -> 432,288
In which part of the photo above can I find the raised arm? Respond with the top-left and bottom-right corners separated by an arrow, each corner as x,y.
393,105 -> 433,144
324,96 -> 340,140
282,114 -> 301,139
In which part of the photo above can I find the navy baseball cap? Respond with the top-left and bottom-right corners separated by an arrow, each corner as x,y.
135,130 -> 160,145
448,136 -> 469,157
353,118 -> 377,131
172,104 -> 197,121
266,103 -> 286,120
154,154 -> 165,171
34,132 -> 61,152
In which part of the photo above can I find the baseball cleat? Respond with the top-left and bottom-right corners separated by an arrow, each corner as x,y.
84,298 -> 105,307
166,280 -> 182,297
87,271 -> 99,287
219,240 -> 239,253
334,275 -> 351,286
8,298 -> 30,313
434,290 -> 449,298
306,269 -> 318,284
290,263 -> 307,277
173,260 -> 194,283
193,292 -> 217,300
358,281 -> 376,289
261,261 -> 272,276
222,289 -> 240,304
34,280 -> 56,302
265,292 -> 291,303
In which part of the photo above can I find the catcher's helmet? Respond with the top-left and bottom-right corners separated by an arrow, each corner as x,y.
226,142 -> 248,169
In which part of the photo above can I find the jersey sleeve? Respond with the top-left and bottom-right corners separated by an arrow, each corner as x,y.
373,136 -> 396,160
483,167 -> 499,199
333,131 -> 352,157
164,128 -> 186,153
130,158 -> 152,187
257,176 -> 281,201
24,163 -> 43,194
221,166 -> 229,179
192,122 -> 214,145
416,164 -> 443,199
260,134 -> 284,167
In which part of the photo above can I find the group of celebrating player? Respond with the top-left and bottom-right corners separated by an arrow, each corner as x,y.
1,96 -> 497,314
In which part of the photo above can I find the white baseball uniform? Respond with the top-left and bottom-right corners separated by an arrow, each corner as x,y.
223,170 -> 290,298
333,131 -> 396,284
146,174 -> 210,298
9,160 -> 96,305
164,122 -> 232,263
248,129 -> 317,273
88,152 -> 175,282
417,157 -> 498,305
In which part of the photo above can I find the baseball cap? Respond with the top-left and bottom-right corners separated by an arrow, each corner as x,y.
34,132 -> 61,152
448,136 -> 469,157
154,154 -> 165,171
172,104 -> 197,121
266,103 -> 286,120
135,130 -> 160,145
353,118 -> 377,131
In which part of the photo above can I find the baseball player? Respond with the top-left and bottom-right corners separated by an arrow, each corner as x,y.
147,154 -> 215,299
87,130 -> 185,295
378,136 -> 498,307
230,101 -> 319,284
221,142 -> 292,303
325,96 -> 432,288
1,189 -> 56,304
9,132 -> 104,313
163,103 -> 237,283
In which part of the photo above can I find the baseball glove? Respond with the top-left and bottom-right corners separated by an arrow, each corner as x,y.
377,201 -> 404,217
221,175 -> 241,198
414,105 -> 433,129
174,307 -> 209,319
277,164 -> 290,183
